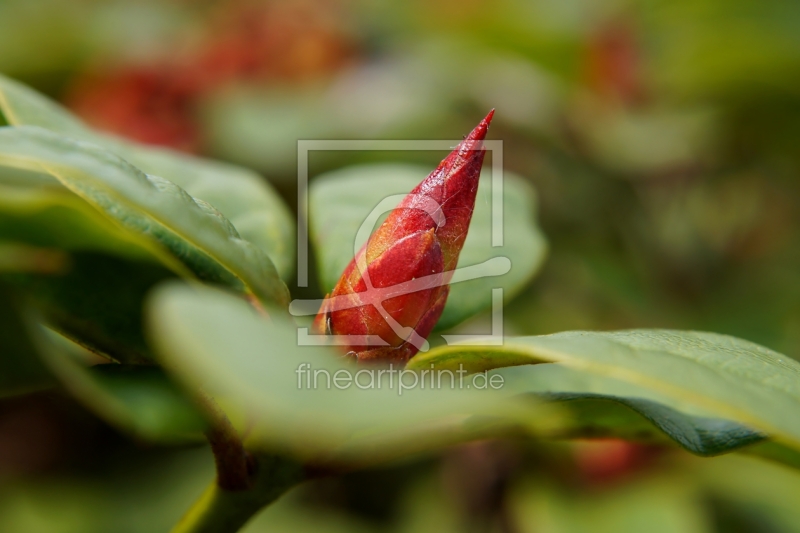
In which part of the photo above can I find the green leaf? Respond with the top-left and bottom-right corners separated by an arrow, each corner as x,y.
496,364 -> 765,456
409,330 -> 800,456
0,73 -> 295,281
509,475 -> 711,533
145,283 -> 556,464
0,168 -> 174,262
309,164 -> 547,330
0,126 -> 289,308
693,453 -> 800,532
0,166 -> 185,363
33,331 -> 207,443
5,252 -> 176,364
0,282 -> 54,397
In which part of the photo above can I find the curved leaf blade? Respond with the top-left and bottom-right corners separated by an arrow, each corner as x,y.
409,330 -> 800,453
146,283 -> 556,464
0,168 -> 188,363
496,364 -> 765,456
0,126 -> 289,308
0,175 -> 174,263
35,331 -> 207,442
0,73 -> 295,280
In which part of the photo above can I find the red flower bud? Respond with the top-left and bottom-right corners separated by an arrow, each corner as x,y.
313,111 -> 494,362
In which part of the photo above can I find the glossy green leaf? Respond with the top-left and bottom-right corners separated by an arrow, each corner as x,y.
0,73 -> 295,281
0,171 -> 175,263
146,283 -> 556,464
34,331 -> 207,443
495,364 -> 765,456
0,126 -> 289,308
409,330 -> 800,455
309,164 -> 547,330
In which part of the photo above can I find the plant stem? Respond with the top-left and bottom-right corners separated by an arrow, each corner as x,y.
171,391 -> 304,533
170,454 -> 304,533
199,391 -> 251,491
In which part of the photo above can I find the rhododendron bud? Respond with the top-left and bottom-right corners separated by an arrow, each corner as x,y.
313,111 -> 494,362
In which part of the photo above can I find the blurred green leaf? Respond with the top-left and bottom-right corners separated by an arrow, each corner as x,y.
0,447 -> 215,533
0,161 -> 184,363
309,164 -> 547,330
0,126 -> 289,308
509,474 -> 711,533
573,105 -> 717,175
34,331 -> 207,443
0,282 -> 53,398
388,475 -> 461,533
146,283 -> 555,463
693,453 -> 800,532
5,252 -> 175,364
410,330 -> 800,460
0,74 -> 295,281
0,242 -> 70,397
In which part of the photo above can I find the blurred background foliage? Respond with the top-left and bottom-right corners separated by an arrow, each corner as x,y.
1,0 -> 800,531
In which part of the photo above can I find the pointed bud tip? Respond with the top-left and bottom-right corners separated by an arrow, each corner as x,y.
466,109 -> 495,142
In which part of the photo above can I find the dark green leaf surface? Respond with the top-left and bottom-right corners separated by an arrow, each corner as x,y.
409,330 -> 800,456
0,282 -> 53,397
34,331 -> 207,442
495,364 -> 765,456
5,252 -> 175,363
0,161 -> 187,363
0,126 -> 289,308
309,164 -> 547,330
0,74 -> 295,280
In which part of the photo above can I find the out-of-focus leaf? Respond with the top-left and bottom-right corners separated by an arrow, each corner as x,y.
649,0 -> 800,100
34,331 -> 207,443
0,242 -> 69,397
572,104 -> 717,175
0,447 -> 214,533
409,330 -> 800,458
146,283 -> 556,464
246,494 -> 381,533
692,453 -> 800,533
0,74 -> 295,280
0,126 -> 289,308
509,474 -> 711,533
5,252 -> 175,364
394,474 -> 463,533
0,282 -> 53,397
0,481 -> 108,533
496,364 -> 765,456
201,86 -> 340,177
309,164 -> 547,330
0,164 -> 183,363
